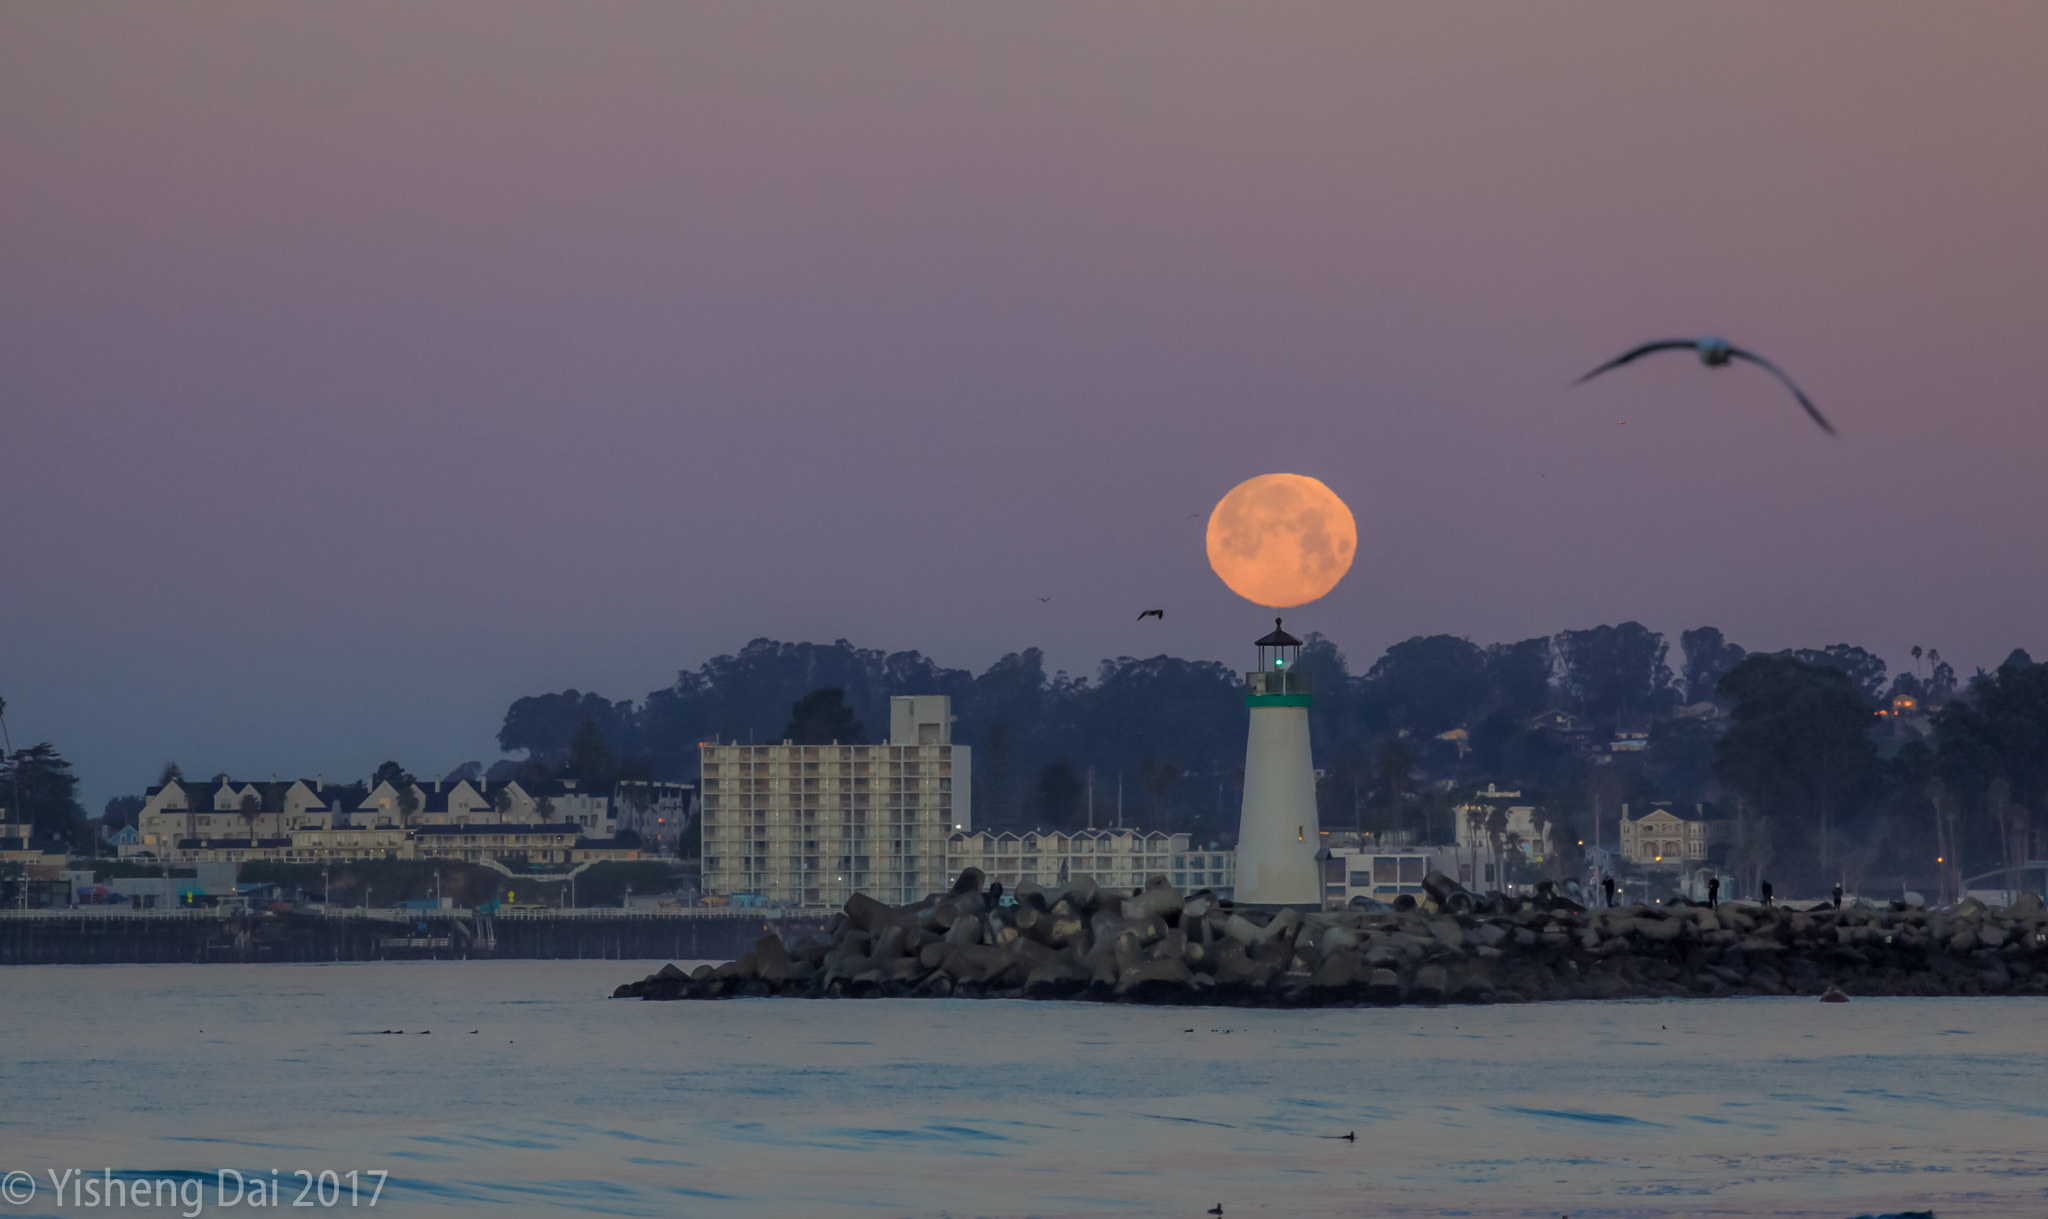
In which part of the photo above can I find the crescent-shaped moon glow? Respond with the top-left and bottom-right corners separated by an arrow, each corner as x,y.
1205,473 -> 1357,608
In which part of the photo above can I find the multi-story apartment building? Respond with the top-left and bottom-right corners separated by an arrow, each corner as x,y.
698,696 -> 971,907
944,828 -> 1235,897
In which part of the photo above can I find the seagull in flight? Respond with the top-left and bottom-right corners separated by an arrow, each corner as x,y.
1037,596 -> 1052,603
1574,336 -> 1834,435
1136,609 -> 1164,621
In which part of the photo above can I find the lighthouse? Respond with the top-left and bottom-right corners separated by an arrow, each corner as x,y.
1234,618 -> 1322,908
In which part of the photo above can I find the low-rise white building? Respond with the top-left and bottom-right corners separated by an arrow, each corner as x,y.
1320,846 -> 1452,908
944,828 -> 1234,897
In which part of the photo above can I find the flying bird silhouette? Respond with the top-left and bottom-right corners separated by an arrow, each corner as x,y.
1136,609 -> 1164,621
1038,596 -> 1052,603
1573,336 -> 1834,435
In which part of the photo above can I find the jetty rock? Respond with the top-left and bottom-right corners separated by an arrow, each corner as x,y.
611,871 -> 2048,1006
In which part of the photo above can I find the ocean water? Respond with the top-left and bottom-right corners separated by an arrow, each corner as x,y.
1,961 -> 2043,1218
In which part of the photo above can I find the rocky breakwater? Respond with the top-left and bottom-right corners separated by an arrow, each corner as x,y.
613,868 -> 2048,1005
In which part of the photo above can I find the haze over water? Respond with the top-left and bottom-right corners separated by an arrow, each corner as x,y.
5,961 -> 2045,1217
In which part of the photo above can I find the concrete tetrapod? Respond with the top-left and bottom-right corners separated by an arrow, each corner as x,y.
613,871 -> 2048,1006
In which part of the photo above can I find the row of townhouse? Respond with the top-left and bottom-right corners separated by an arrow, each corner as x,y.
127,775 -> 665,866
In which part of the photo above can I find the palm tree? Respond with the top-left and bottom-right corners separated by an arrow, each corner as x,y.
1927,779 -> 1962,906
1989,778 -> 2027,901
0,695 -> 18,829
1463,803 -> 1486,888
1527,804 -> 1558,880
1729,798 -> 1775,901
1484,804 -> 1510,892
238,793 -> 261,843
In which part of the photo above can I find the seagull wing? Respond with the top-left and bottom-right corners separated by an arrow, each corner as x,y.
1571,339 -> 1699,386
1728,347 -> 1836,435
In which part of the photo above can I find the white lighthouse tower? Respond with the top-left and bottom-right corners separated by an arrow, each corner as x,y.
1234,618 -> 1322,908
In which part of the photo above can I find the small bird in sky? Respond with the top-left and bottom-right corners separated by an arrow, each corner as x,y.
1038,596 -> 1052,603
1573,336 -> 1835,435
1136,609 -> 1164,621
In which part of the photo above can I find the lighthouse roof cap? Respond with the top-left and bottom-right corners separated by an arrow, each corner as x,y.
1255,618 -> 1302,648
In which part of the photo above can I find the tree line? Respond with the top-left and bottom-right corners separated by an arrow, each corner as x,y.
493,627 -> 2043,896
6,623 -> 2038,902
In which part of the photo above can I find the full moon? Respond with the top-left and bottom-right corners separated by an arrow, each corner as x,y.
1205,473 -> 1357,608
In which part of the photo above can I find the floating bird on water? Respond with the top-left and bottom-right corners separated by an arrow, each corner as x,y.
1136,609 -> 1164,621
1573,336 -> 1834,435
1208,1207 -> 1224,1217
1316,1131 -> 1357,1142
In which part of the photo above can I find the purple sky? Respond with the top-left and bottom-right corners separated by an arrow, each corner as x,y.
6,4 -> 2046,813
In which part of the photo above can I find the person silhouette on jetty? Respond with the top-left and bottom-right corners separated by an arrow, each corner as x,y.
1602,874 -> 1616,907
1761,880 -> 1775,908
1833,883 -> 1844,909
1706,875 -> 1720,910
